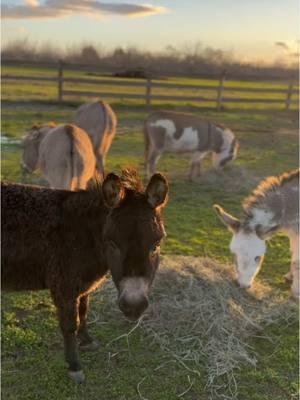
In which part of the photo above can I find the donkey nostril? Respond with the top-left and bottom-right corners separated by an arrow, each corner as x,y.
118,298 -> 129,313
138,297 -> 149,314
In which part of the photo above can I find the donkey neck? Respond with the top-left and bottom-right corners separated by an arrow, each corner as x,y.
244,178 -> 299,234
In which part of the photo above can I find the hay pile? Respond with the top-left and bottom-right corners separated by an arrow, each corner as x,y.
91,256 -> 297,399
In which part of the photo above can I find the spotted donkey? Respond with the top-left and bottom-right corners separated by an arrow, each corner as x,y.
144,110 -> 238,179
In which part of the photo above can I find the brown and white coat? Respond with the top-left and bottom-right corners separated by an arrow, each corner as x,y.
144,110 -> 238,178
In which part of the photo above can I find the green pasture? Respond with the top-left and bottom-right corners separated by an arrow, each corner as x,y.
1,74 -> 299,400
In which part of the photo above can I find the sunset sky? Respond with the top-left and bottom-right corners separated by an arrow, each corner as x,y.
1,0 -> 299,64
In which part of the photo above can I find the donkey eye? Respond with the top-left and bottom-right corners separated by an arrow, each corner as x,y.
151,242 -> 160,253
255,256 -> 262,263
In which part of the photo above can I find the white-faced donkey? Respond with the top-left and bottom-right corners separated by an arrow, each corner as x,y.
214,169 -> 299,299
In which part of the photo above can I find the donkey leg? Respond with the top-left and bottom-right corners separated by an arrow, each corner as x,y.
78,295 -> 100,351
188,152 -> 207,180
284,264 -> 294,284
188,162 -> 198,181
286,233 -> 299,299
96,155 -> 105,181
147,150 -> 161,178
291,260 -> 300,300
56,299 -> 85,383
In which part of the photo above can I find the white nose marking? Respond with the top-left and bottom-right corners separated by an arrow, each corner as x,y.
119,277 -> 148,302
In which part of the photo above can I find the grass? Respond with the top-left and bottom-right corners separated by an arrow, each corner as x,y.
1,77 -> 299,400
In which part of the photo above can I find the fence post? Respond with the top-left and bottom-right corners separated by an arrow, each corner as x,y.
285,82 -> 293,110
58,59 -> 64,103
146,78 -> 152,111
216,71 -> 225,111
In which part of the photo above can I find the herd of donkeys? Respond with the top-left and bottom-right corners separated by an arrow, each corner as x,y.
2,99 -> 299,383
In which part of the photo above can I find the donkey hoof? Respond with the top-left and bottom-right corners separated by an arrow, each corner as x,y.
79,340 -> 100,352
68,370 -> 85,384
284,274 -> 293,284
187,175 -> 195,182
290,293 -> 300,303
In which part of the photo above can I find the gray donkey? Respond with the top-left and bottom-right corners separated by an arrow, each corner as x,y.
214,169 -> 299,299
22,124 -> 96,190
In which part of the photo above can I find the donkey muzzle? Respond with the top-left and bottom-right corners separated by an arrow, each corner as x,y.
118,295 -> 149,321
237,282 -> 251,289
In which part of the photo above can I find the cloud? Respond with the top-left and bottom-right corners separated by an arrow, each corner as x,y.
2,0 -> 167,19
275,41 -> 289,50
275,40 -> 299,52
274,40 -> 299,62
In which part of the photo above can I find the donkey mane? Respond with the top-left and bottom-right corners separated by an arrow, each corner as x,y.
31,122 -> 56,131
120,168 -> 144,193
63,168 -> 144,215
243,168 -> 299,217
215,123 -> 226,130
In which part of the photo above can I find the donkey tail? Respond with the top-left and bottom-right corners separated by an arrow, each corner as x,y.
64,124 -> 78,190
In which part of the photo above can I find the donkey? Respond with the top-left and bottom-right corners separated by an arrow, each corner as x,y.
144,110 -> 239,179
21,122 -> 55,173
2,169 -> 168,382
73,100 -> 117,179
214,169 -> 299,299
22,123 -> 96,190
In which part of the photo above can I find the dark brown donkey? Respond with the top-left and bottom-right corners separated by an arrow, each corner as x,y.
2,170 -> 168,383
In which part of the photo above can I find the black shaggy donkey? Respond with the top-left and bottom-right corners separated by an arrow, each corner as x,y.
2,169 -> 168,383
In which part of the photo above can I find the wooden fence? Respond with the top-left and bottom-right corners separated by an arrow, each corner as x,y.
2,60 -> 299,110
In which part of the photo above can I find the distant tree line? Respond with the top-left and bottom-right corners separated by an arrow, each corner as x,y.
2,39 -> 298,81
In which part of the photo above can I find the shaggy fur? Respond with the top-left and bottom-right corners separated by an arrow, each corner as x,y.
214,168 -> 299,298
1,169 -> 168,381
243,168 -> 299,233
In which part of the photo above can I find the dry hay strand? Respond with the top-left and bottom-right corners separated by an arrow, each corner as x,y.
91,256 -> 297,399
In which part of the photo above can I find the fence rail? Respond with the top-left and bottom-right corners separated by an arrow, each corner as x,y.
2,61 -> 299,110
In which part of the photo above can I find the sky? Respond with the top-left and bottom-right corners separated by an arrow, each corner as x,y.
1,0 -> 299,64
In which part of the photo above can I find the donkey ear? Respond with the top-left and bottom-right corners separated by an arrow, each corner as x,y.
47,121 -> 56,128
213,204 -> 241,232
146,173 -> 168,209
28,130 -> 40,140
102,173 -> 125,208
255,224 -> 278,239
